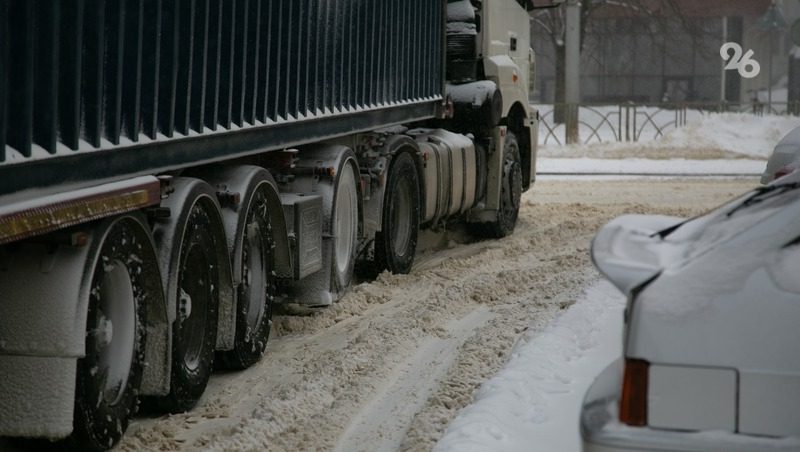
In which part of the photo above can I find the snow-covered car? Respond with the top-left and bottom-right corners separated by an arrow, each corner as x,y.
581,171 -> 800,451
762,125 -> 800,184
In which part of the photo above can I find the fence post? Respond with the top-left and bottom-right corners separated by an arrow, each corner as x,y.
624,104 -> 631,142
674,105 -> 678,130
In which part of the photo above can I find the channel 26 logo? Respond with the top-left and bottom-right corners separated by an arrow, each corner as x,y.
720,42 -> 760,79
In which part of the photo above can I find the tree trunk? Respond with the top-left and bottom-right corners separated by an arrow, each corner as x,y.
554,43 -> 566,124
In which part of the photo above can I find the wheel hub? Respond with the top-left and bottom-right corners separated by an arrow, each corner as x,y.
95,259 -> 136,406
178,241 -> 212,371
392,178 -> 413,257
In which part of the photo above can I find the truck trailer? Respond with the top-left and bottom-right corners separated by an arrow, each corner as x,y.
0,0 -> 542,449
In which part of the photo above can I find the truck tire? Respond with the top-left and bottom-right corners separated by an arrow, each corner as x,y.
473,131 -> 523,238
70,215 -> 161,451
374,152 -> 420,274
149,185 -> 228,413
218,181 -> 276,370
331,160 -> 360,292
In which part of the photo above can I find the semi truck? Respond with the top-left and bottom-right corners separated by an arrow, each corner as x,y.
0,0 -> 546,449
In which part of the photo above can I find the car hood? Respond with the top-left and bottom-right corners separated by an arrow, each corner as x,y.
594,174 -> 800,297
592,176 -> 800,373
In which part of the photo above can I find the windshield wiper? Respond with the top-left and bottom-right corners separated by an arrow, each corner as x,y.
726,182 -> 800,217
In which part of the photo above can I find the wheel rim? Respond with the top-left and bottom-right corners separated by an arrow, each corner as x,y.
243,219 -> 267,336
392,177 -> 413,257
178,237 -> 212,371
94,259 -> 136,406
334,163 -> 358,279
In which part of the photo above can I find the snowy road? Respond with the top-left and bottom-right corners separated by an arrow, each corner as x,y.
435,280 -> 625,452
109,177 -> 758,452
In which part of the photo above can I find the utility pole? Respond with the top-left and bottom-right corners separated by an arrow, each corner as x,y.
565,0 -> 581,144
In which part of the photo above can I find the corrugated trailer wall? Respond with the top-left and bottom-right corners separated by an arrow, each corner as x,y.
0,0 -> 444,196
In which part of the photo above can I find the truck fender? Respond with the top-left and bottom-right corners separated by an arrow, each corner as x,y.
153,178 -> 235,351
185,165 -> 293,282
446,80 -> 504,132
484,54 -> 529,119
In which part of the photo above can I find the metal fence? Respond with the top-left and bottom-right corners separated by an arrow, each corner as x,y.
538,101 -> 800,146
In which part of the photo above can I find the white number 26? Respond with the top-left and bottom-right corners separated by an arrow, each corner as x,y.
720,42 -> 761,79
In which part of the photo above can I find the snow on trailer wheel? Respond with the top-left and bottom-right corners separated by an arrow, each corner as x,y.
195,166 -> 283,370
147,178 -> 234,413
0,212 -> 169,450
69,214 -> 163,451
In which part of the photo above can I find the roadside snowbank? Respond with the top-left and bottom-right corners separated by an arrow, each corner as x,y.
650,113 -> 798,159
434,280 -> 625,452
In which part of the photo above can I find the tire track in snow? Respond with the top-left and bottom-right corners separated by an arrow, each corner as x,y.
334,307 -> 493,452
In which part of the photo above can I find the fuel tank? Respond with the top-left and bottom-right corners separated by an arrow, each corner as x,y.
408,129 -> 482,226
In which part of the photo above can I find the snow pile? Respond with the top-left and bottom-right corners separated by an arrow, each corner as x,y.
652,113 -> 798,159
539,107 -> 799,160
434,281 -> 625,452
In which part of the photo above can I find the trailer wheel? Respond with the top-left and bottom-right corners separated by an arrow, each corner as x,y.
70,215 -> 160,451
375,152 -> 420,274
474,131 -> 523,238
218,184 -> 276,370
155,195 -> 223,413
332,161 -> 360,291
